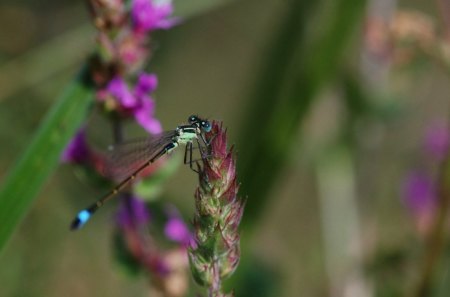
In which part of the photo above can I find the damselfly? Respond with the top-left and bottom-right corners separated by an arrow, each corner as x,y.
70,115 -> 212,230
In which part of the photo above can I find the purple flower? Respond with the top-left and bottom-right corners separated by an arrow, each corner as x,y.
131,0 -> 178,33
102,73 -> 162,134
164,216 -> 192,246
106,77 -> 137,108
424,121 -> 450,160
135,72 -> 158,97
116,195 -> 151,228
61,128 -> 90,164
134,95 -> 162,133
401,171 -> 436,215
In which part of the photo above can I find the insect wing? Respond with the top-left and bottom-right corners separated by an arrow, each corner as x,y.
103,131 -> 176,180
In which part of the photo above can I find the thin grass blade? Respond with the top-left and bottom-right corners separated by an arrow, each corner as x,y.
0,69 -> 93,254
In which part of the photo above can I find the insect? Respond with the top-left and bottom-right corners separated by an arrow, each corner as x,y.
70,115 -> 212,230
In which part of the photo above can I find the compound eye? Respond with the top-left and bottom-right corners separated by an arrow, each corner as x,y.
202,121 -> 212,132
188,115 -> 198,124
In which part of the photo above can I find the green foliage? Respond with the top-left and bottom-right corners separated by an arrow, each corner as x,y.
238,0 -> 367,228
0,69 -> 93,255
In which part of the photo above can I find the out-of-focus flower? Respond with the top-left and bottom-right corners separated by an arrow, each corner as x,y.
62,128 -> 108,177
189,122 -> 244,297
158,248 -> 190,297
116,195 -> 151,229
88,0 -> 126,30
424,121 -> 450,161
390,11 -> 436,48
165,215 -> 192,247
135,72 -> 158,96
402,171 -> 436,214
62,128 -> 91,164
133,97 -> 162,134
131,0 -> 178,33
401,171 -> 437,234
364,10 -> 437,66
117,33 -> 148,70
115,197 -> 191,297
99,72 -> 162,134
71,1 -> 187,295
106,76 -> 137,108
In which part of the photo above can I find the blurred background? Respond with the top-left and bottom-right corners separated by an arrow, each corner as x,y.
1,0 -> 450,296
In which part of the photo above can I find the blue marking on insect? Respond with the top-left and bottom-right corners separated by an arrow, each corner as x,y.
77,210 -> 91,225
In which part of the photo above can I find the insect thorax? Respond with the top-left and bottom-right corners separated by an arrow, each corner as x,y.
175,126 -> 199,145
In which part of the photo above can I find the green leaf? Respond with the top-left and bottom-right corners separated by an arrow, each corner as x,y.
0,69 -> 93,254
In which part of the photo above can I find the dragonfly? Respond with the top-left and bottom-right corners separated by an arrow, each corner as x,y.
70,115 -> 212,230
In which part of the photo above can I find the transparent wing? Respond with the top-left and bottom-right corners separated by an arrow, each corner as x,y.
103,131 -> 176,180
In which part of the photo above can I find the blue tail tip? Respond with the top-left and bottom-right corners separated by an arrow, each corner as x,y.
70,210 -> 91,230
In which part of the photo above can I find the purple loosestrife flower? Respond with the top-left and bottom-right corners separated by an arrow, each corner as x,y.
106,76 -> 137,108
189,122 -> 244,297
61,129 -> 91,164
164,209 -> 193,247
424,121 -> 450,161
400,121 -> 450,235
135,72 -> 158,96
61,128 -> 111,180
68,0 -> 186,294
116,196 -> 190,297
131,0 -> 178,33
116,195 -> 151,229
100,73 -> 162,134
402,171 -> 437,234
402,171 -> 436,214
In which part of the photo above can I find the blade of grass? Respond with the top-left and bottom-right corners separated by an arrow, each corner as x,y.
0,69 -> 93,254
237,0 -> 319,222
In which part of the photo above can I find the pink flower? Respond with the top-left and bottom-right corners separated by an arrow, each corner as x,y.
135,72 -> 158,96
103,73 -> 162,134
131,0 -> 179,33
116,195 -> 151,228
61,128 -> 91,164
401,171 -> 437,234
107,77 -> 137,108
134,96 -> 162,133
402,171 -> 436,214
165,216 -> 192,246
